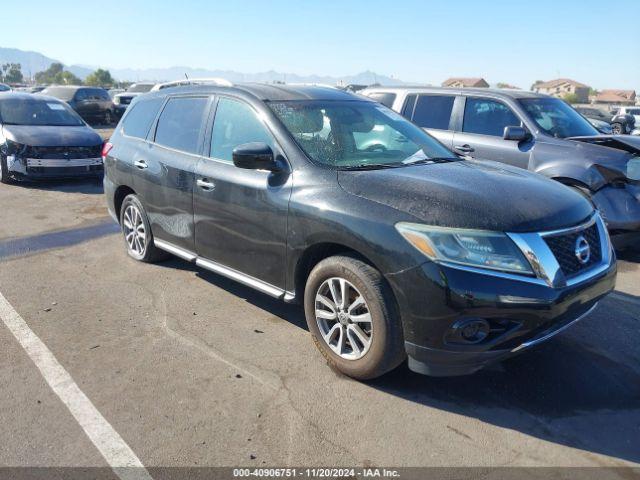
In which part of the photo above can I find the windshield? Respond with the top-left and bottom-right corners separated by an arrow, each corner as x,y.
519,98 -> 599,138
128,84 -> 154,93
268,100 -> 456,169
0,97 -> 84,126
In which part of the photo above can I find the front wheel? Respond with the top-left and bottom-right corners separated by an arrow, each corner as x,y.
304,255 -> 405,380
611,122 -> 623,135
119,194 -> 168,263
0,155 -> 12,184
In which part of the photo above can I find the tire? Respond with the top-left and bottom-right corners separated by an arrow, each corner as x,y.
0,155 -> 12,184
119,194 -> 168,263
104,110 -> 113,125
611,123 -> 623,135
304,255 -> 405,380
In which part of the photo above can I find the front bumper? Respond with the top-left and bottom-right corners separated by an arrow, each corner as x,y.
6,155 -> 103,180
592,183 -> 640,232
386,230 -> 617,377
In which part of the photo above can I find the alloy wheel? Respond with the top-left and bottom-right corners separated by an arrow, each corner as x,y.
123,205 -> 146,256
315,277 -> 373,360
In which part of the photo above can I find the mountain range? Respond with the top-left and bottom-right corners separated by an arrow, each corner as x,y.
0,46 -> 404,86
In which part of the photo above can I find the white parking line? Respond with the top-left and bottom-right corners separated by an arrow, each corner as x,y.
0,291 -> 153,480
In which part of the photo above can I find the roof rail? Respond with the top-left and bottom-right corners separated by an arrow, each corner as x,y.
150,77 -> 233,91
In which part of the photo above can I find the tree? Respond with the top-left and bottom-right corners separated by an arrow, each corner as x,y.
530,80 -> 544,91
34,63 -> 64,84
34,63 -> 82,85
1,63 -> 24,83
55,71 -> 82,85
563,93 -> 580,104
85,69 -> 114,87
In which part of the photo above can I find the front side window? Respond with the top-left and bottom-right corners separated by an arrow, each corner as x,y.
518,97 -> 598,138
0,98 -> 84,126
155,96 -> 208,153
121,97 -> 163,139
210,98 -> 275,162
412,95 -> 455,130
269,100 -> 455,169
463,98 -> 521,136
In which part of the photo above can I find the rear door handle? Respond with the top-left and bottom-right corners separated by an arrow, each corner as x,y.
134,159 -> 148,169
454,144 -> 474,153
197,178 -> 215,191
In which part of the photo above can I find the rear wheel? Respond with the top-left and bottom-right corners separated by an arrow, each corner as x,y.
304,255 -> 405,380
119,194 -> 168,262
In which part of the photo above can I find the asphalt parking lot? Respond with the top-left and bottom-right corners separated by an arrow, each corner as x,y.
0,147 -> 639,474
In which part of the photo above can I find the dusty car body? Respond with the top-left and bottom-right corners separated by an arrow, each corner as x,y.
361,87 -> 640,235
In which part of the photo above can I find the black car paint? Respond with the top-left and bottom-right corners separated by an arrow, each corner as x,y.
104,85 -> 616,377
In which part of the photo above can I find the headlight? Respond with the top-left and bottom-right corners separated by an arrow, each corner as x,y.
396,223 -> 533,274
2,139 -> 26,156
113,96 -> 121,105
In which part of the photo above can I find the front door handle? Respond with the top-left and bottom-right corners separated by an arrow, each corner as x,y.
134,159 -> 148,169
197,178 -> 215,191
454,144 -> 475,154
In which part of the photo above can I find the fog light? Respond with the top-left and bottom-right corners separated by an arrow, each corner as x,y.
448,318 -> 490,344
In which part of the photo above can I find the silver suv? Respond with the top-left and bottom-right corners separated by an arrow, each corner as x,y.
361,86 -> 640,237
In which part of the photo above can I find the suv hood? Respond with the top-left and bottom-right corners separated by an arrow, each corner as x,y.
2,124 -> 102,147
338,160 -> 593,233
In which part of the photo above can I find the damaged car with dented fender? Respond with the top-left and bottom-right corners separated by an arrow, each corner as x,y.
104,84 -> 616,379
361,87 -> 640,241
0,92 -> 104,183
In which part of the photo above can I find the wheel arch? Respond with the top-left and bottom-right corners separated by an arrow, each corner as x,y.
292,242 -> 383,302
113,185 -> 137,222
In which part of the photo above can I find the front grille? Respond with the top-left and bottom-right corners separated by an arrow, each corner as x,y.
544,223 -> 601,278
26,145 -> 102,160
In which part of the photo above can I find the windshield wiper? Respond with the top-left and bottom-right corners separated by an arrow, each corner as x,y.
402,157 -> 462,166
341,163 -> 401,171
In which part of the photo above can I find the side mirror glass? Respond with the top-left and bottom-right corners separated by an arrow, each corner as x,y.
232,142 -> 279,171
503,125 -> 529,141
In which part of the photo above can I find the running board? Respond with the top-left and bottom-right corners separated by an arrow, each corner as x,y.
154,239 -> 295,301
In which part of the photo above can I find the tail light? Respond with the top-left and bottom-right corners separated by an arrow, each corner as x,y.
101,142 -> 113,160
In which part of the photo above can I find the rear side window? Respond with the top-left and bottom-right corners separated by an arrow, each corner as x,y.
367,92 -> 397,108
412,95 -> 455,130
210,98 -> 275,162
155,96 -> 209,154
122,97 -> 163,139
463,98 -> 520,136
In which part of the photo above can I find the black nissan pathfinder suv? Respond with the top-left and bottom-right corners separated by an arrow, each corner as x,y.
104,84 -> 616,379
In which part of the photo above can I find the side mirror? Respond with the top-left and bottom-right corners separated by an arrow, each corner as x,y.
232,142 -> 279,172
503,126 -> 529,141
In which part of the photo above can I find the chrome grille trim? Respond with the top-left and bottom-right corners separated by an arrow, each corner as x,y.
26,157 -> 103,168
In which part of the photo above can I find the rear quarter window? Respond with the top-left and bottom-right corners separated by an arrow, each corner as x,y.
412,95 -> 455,130
121,97 -> 164,139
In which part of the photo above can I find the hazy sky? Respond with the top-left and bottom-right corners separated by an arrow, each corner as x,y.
4,0 -> 637,90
